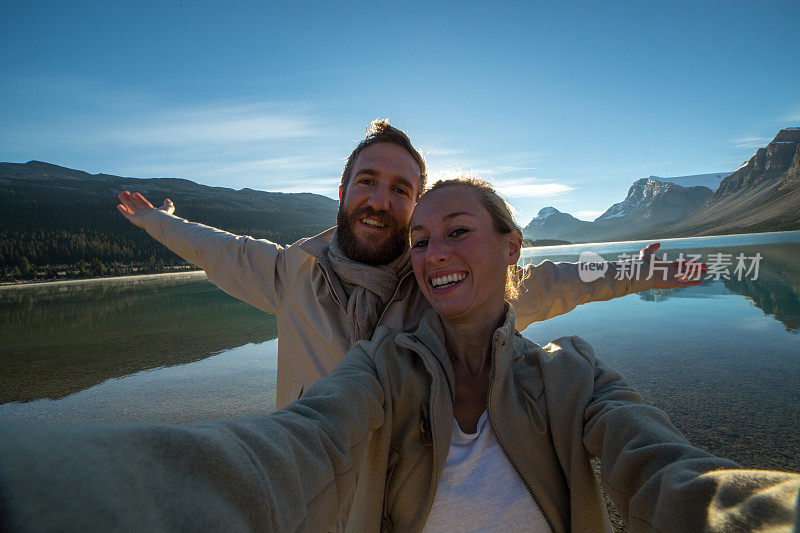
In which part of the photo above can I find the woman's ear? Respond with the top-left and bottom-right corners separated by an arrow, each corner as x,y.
507,229 -> 523,265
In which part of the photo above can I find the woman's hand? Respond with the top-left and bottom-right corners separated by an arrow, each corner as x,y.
117,191 -> 175,228
638,242 -> 707,288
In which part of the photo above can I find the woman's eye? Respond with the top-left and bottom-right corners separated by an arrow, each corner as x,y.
411,239 -> 428,249
449,228 -> 469,238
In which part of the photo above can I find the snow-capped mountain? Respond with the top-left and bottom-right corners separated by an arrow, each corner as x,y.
521,127 -> 800,242
522,172 -> 728,242
522,206 -> 589,239
650,172 -> 732,192
595,178 -> 713,223
662,127 -> 800,236
523,178 -> 714,242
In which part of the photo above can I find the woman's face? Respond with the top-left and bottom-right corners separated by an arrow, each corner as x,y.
409,186 -> 520,322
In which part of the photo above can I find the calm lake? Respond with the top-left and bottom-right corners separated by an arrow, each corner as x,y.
2,231 -> 799,473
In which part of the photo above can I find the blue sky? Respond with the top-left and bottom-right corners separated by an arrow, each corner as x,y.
2,0 -> 799,224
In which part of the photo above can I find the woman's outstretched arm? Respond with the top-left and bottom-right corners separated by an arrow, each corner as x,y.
580,347 -> 799,532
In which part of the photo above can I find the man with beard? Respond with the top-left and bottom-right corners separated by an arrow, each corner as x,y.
118,120 -> 696,409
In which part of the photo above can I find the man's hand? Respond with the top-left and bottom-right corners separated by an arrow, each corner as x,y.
117,191 -> 175,229
638,242 -> 707,289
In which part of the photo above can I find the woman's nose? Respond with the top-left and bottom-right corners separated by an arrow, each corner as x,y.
425,238 -> 450,264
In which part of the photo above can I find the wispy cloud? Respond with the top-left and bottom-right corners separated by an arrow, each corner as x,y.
102,103 -> 346,194
426,150 -> 544,178
731,136 -> 771,150
424,147 -> 468,157
132,155 -> 341,177
1,77 -> 349,195
99,102 -> 322,147
494,177 -> 575,198
780,105 -> 800,123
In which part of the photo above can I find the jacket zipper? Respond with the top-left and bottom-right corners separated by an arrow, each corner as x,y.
396,335 -> 443,528
485,340 -> 556,533
381,449 -> 400,532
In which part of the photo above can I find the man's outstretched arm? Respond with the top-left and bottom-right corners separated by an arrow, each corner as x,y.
514,242 -> 706,330
117,191 -> 289,314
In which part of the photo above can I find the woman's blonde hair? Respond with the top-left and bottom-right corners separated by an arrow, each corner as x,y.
420,176 -> 526,300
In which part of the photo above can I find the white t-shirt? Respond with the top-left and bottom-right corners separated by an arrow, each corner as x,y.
422,411 -> 551,533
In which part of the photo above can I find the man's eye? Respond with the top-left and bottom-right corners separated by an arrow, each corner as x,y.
393,187 -> 410,197
411,239 -> 428,248
358,178 -> 374,186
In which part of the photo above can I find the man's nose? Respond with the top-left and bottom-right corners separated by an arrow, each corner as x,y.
366,185 -> 390,212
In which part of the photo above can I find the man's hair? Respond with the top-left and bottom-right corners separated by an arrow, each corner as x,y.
340,119 -> 427,199
420,176 -> 526,300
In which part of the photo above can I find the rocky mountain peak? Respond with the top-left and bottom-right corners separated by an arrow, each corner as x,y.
522,206 -> 587,238
773,127 -> 800,144
784,141 -> 800,185
714,127 -> 800,200
537,206 -> 561,218
596,177 -> 687,222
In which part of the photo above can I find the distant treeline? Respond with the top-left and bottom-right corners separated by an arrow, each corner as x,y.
0,180 -> 337,282
523,238 -> 572,247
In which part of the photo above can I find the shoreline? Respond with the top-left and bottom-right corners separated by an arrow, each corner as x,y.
0,269 -> 207,290
4,228 -> 799,289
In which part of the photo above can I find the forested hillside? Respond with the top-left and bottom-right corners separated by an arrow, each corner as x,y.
0,161 -> 339,281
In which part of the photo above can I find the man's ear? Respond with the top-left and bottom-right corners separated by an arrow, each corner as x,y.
338,186 -> 343,201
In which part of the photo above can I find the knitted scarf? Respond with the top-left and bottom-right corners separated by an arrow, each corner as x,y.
327,230 -> 412,342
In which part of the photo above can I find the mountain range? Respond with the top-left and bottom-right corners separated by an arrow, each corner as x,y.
0,161 -> 339,280
523,128 -> 800,243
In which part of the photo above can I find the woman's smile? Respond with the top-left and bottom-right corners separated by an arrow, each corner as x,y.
429,271 -> 469,291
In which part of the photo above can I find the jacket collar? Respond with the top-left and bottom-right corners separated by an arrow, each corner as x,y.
396,304 -> 519,397
297,227 -> 335,260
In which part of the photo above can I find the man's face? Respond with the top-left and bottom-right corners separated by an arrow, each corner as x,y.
337,143 -> 421,265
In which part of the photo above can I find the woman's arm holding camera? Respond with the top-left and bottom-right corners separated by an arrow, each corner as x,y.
0,344 -> 386,532
581,350 -> 799,532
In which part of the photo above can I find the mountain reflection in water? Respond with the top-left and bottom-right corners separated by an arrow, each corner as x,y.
524,236 -> 800,334
0,273 -> 277,403
635,242 -> 800,333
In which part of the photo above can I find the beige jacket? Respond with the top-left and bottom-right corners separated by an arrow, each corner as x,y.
141,210 -> 653,409
2,307 -> 796,532
268,306 -> 799,532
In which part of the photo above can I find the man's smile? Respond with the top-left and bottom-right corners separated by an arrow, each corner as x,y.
360,216 -> 388,229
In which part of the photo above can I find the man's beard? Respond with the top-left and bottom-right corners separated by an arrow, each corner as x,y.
336,205 -> 409,265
